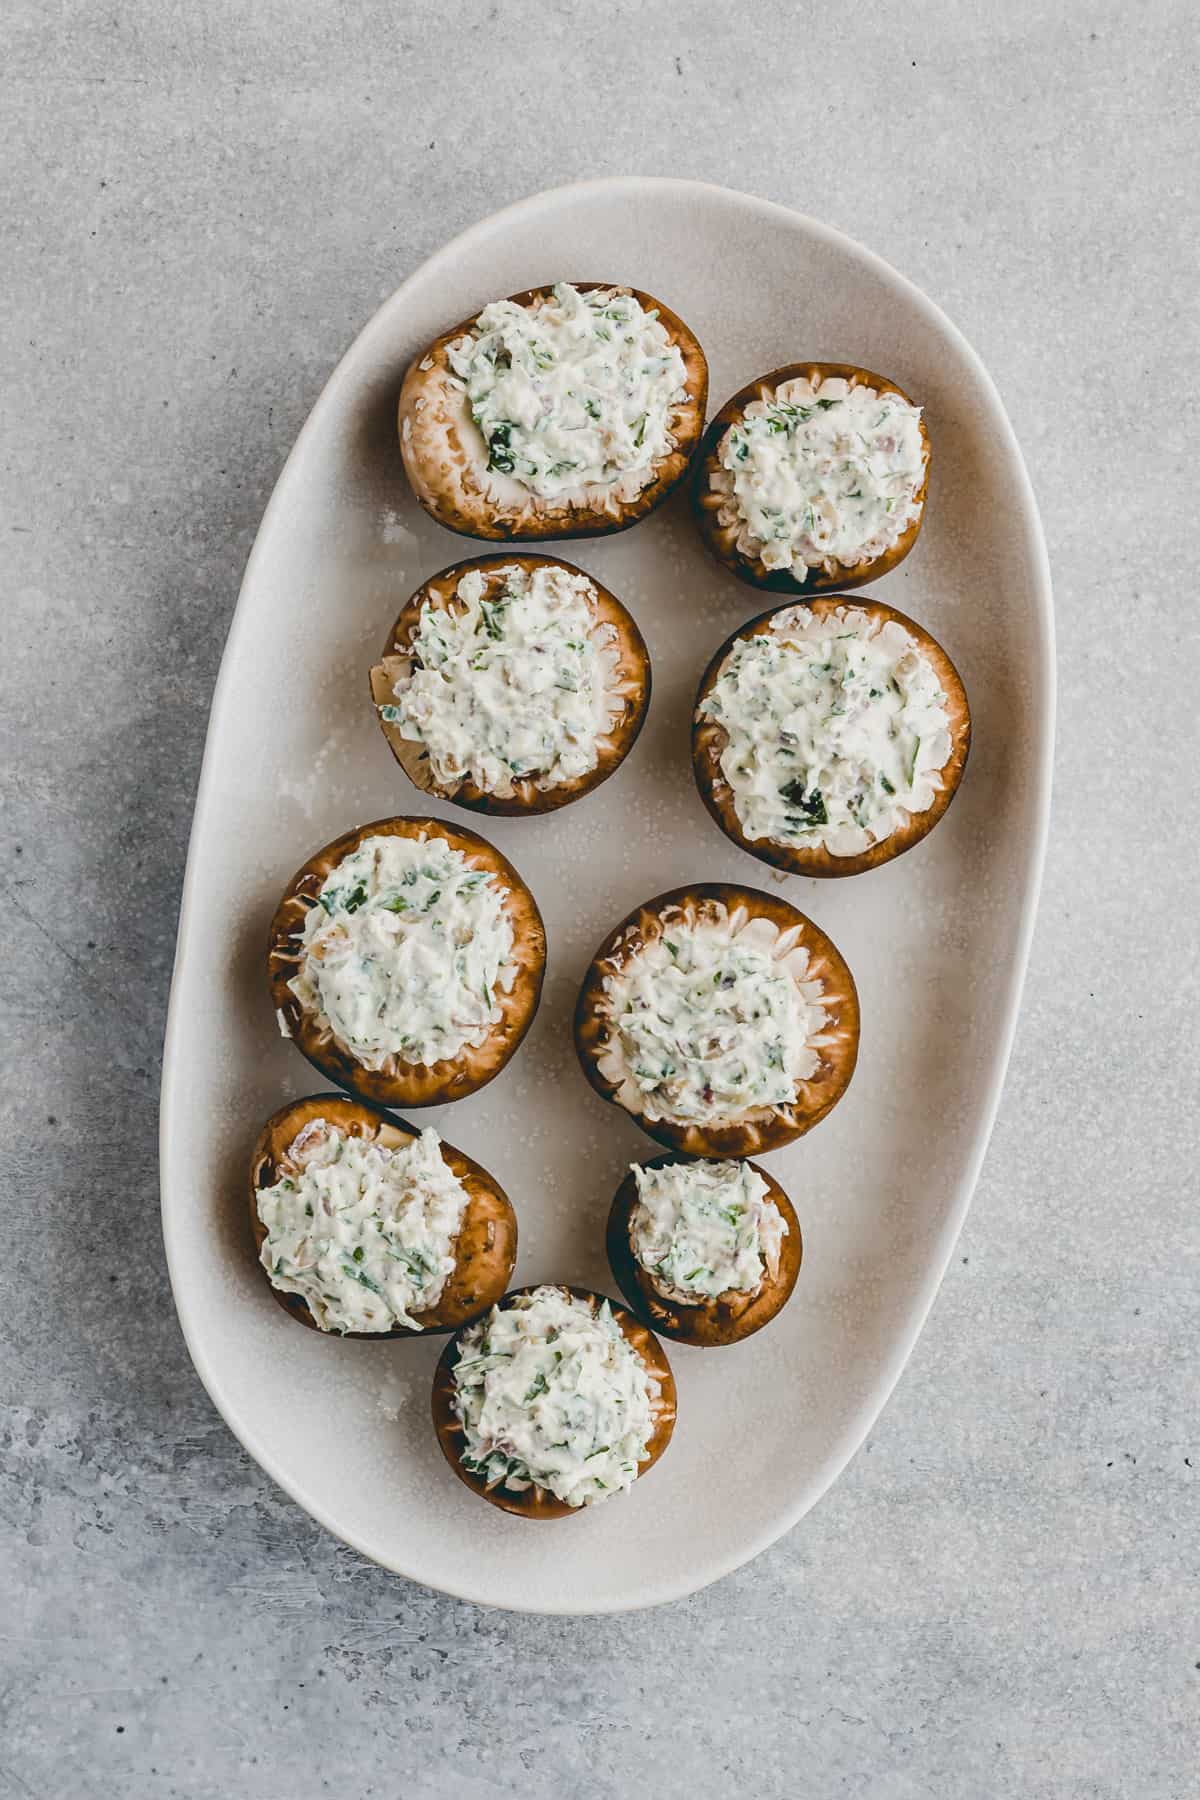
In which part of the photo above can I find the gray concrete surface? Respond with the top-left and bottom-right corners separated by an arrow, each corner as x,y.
2,2 -> 1197,1795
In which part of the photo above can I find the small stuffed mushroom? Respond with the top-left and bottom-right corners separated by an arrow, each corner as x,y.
268,816 -> 546,1109
575,883 -> 859,1158
607,1154 -> 802,1347
369,553 -> 651,816
693,362 -> 931,593
431,1284 -> 677,1519
398,281 -> 708,541
249,1095 -> 517,1337
693,596 -> 970,878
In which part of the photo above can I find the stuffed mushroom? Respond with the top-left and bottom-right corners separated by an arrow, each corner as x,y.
693,362 -> 930,593
693,596 -> 970,877
431,1284 -> 676,1519
575,883 -> 858,1158
607,1154 -> 802,1347
369,553 -> 650,815
398,281 -> 708,540
250,1094 -> 517,1337
268,816 -> 546,1109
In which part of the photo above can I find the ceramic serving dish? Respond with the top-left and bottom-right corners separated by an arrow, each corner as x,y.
160,177 -> 1053,1614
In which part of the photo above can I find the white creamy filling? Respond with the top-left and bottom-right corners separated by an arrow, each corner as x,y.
452,1287 -> 657,1507
256,1120 -> 469,1333
599,916 -> 827,1127
380,563 -> 621,795
713,375 -> 925,575
631,1159 -> 786,1302
445,282 -> 688,499
287,833 -> 516,1071
699,606 -> 953,856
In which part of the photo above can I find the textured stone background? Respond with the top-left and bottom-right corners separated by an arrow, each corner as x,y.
3,3 -> 1196,1795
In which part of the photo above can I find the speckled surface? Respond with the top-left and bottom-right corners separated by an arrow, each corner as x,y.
2,2 -> 1196,1794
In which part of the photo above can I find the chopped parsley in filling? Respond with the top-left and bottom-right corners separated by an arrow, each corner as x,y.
379,563 -> 620,795
288,833 -> 515,1071
698,606 -> 953,855
256,1119 -> 469,1333
452,1287 -> 657,1507
630,1159 -> 787,1302
446,282 -> 688,499
601,918 -> 826,1127
713,374 -> 926,575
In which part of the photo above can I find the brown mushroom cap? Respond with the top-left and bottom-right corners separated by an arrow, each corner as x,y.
369,552 -> 651,817
692,595 -> 971,879
692,362 -> 931,594
249,1093 -> 518,1338
430,1285 -> 677,1519
398,283 -> 709,541
605,1153 -> 803,1347
267,815 -> 546,1108
574,882 -> 859,1158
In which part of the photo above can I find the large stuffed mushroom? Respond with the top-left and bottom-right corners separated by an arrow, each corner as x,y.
268,816 -> 546,1109
693,595 -> 970,878
250,1094 -> 517,1338
431,1284 -> 677,1519
575,882 -> 859,1158
370,553 -> 650,816
399,282 -> 708,540
693,361 -> 930,593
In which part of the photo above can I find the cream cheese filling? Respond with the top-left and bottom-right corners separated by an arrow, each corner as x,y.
379,563 -> 622,796
698,605 -> 954,856
630,1159 -> 786,1302
452,1287 -> 657,1507
287,833 -> 516,1070
446,283 -> 688,501
712,374 -> 925,576
256,1120 -> 469,1333
597,912 -> 827,1128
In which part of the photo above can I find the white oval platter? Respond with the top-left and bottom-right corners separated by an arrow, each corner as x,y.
161,178 -> 1053,1614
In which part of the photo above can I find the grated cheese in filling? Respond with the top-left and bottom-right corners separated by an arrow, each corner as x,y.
452,1287 -> 657,1507
712,374 -> 926,576
698,605 -> 954,856
598,915 -> 827,1128
630,1159 -> 786,1302
287,833 -> 515,1071
379,563 -> 622,796
446,283 -> 688,499
256,1119 -> 469,1333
